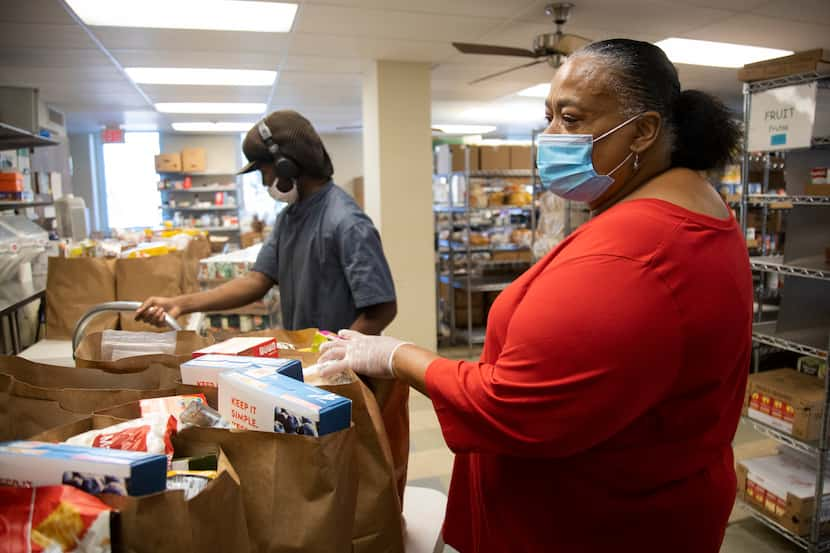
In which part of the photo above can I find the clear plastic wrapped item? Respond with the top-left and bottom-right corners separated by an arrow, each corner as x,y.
100,330 -> 178,361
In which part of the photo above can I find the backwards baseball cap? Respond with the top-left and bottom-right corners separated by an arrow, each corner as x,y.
238,110 -> 334,178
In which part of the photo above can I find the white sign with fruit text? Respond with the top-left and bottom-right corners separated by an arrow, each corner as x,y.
748,82 -> 817,152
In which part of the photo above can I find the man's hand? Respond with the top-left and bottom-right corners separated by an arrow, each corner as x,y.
318,330 -> 411,379
135,296 -> 182,327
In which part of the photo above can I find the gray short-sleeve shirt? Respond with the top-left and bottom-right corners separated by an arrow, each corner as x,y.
253,182 -> 396,332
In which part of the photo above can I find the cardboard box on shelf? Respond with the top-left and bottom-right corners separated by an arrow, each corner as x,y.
806,184 -> 830,196
0,440 -> 167,496
181,354 -> 303,388
181,148 -> 207,173
452,145 -> 479,172
743,369 -> 825,441
509,145 -> 533,170
439,282 -> 483,308
155,153 -> 182,173
0,172 -> 24,192
192,337 -> 279,358
479,146 -> 511,171
218,368 -> 351,436
454,305 -> 486,328
812,168 -> 829,185
737,451 -> 830,536
738,49 -> 830,82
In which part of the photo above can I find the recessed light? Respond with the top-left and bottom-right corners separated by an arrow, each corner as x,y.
155,102 -> 266,114
172,122 -> 255,132
655,38 -> 792,68
517,84 -> 550,98
126,67 -> 276,86
434,124 -> 497,135
65,0 -> 298,32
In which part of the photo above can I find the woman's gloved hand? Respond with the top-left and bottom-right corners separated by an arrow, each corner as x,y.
317,330 -> 411,379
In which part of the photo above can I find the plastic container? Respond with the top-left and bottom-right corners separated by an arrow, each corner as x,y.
0,224 -> 21,282
54,194 -> 89,241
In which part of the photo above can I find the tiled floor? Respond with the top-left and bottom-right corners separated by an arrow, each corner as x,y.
406,347 -> 803,553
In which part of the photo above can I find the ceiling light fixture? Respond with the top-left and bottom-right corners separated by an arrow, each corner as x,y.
65,0 -> 298,32
655,38 -> 792,68
155,102 -> 266,114
517,84 -> 551,98
172,122 -> 255,133
434,124 -> 497,135
126,67 -> 276,86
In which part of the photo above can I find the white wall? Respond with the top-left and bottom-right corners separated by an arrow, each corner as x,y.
319,132 -> 363,194
159,133 -> 241,174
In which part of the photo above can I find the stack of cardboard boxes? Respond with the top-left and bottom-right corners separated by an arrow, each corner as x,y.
155,147 -> 207,173
435,144 -> 533,173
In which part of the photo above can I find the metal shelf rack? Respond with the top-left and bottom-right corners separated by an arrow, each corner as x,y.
157,171 -> 242,244
433,152 -> 538,349
0,122 -> 58,150
739,71 -> 830,552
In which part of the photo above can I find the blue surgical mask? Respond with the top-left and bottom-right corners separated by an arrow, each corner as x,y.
536,114 -> 641,203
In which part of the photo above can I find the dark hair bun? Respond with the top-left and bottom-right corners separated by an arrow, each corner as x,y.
671,90 -> 741,171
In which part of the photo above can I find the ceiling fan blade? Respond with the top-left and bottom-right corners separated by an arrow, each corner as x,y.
556,34 -> 592,55
452,42 -> 538,58
469,59 -> 546,85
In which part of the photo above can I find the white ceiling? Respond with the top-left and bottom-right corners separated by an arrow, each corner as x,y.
0,0 -> 828,135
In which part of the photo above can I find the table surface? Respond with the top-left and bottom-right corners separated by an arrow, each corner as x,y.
0,275 -> 46,316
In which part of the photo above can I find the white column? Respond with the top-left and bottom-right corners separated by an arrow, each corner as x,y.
362,60 -> 436,349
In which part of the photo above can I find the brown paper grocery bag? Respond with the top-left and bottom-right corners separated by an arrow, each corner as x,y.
0,358 -> 181,440
33,419 -> 250,553
115,253 -> 186,332
314,375 -> 405,553
46,257 -> 118,339
183,235 -> 212,294
178,425 -> 358,553
75,330 -> 214,371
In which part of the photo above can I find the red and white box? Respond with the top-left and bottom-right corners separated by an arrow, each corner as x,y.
192,337 -> 279,359
811,167 -> 828,185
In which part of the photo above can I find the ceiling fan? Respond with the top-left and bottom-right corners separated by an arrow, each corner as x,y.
452,2 -> 592,85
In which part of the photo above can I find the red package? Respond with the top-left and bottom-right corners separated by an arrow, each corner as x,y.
66,414 -> 177,464
0,485 -> 113,552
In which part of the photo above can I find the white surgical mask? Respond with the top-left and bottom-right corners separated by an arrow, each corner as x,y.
268,178 -> 298,204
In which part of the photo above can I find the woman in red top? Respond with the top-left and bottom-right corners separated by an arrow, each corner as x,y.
320,39 -> 752,552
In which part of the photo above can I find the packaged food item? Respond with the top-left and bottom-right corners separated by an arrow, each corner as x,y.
0,485 -> 114,552
744,368 -> 824,441
170,453 -> 218,472
166,470 -> 218,500
179,401 -> 230,429
65,414 -> 177,462
0,441 -> 167,496
192,336 -> 279,358
139,394 -> 208,430
100,329 -> 178,361
181,354 -> 303,388
218,368 -> 352,436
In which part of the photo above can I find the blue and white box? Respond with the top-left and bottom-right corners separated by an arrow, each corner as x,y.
218,368 -> 351,436
181,354 -> 303,388
0,441 -> 167,496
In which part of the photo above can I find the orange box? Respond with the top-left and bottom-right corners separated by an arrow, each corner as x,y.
0,172 -> 24,192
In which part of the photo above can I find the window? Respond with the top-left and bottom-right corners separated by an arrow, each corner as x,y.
239,132 -> 284,226
102,132 -> 161,229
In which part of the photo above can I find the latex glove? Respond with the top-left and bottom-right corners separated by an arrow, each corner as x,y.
317,330 -> 411,379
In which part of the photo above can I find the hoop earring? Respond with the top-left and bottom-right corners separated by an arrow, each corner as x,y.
633,152 -> 640,173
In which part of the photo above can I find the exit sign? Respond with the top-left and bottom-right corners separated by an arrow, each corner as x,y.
102,127 -> 125,143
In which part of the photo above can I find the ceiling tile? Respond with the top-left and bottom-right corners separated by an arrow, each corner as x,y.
110,49 -> 281,70
660,0 -> 768,10
0,66 -> 125,84
683,13 -> 830,51
752,0 -> 830,26
0,0 -> 76,24
288,34 -> 455,61
92,27 -> 290,53
140,84 -> 271,103
295,4 -> 502,42
280,55 -> 364,74
0,23 -> 95,50
299,0 -> 538,19
0,47 -> 112,68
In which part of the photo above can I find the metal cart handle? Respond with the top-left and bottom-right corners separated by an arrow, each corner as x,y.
72,301 -> 182,358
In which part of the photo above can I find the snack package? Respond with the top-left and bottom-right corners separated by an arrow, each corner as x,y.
179,401 -> 230,429
218,367 -> 351,436
180,354 -> 303,388
0,441 -> 167,496
139,394 -> 207,430
166,470 -> 218,501
0,485 -> 114,553
170,454 -> 218,472
65,414 -> 177,463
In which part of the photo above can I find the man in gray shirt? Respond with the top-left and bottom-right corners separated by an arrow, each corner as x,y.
137,110 -> 397,335
137,111 -> 408,502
